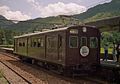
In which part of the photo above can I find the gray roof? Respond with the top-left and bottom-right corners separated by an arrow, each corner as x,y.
14,27 -> 68,38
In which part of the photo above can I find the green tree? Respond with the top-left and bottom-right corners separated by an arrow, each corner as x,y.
101,32 -> 120,48
112,32 -> 120,44
101,32 -> 111,46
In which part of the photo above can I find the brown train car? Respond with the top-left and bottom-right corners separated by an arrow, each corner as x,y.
14,25 -> 100,73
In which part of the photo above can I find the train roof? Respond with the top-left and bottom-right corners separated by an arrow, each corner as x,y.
14,27 -> 68,38
14,25 -> 97,39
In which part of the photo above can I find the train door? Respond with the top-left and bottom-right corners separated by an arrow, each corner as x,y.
67,29 -> 79,65
46,35 -> 58,62
58,34 -> 66,64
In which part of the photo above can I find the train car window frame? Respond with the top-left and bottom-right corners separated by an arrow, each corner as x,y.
23,42 -> 25,47
19,42 -> 22,47
81,37 -> 87,46
33,39 -> 37,47
37,38 -> 44,47
47,36 -> 57,49
37,38 -> 41,47
69,36 -> 78,48
90,37 -> 98,48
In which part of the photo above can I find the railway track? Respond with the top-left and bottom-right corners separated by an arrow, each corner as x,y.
0,52 -> 110,84
0,52 -> 46,84
0,61 -> 31,84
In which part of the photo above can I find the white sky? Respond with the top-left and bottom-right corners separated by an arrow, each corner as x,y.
0,0 -> 112,21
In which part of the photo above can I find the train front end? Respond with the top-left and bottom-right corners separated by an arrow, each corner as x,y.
66,25 -> 100,73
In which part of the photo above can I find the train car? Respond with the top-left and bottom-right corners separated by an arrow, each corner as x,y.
14,25 -> 100,73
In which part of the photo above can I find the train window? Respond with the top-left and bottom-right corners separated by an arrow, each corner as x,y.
38,39 -> 41,47
31,39 -> 38,47
23,42 -> 25,47
90,37 -> 98,48
81,37 -> 87,46
47,36 -> 57,49
32,39 -> 37,47
69,36 -> 78,48
37,38 -> 44,47
19,42 -> 22,47
33,42 -> 37,47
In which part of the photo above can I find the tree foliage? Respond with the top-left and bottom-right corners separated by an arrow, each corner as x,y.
112,32 -> 120,44
0,28 -> 20,45
101,32 -> 120,47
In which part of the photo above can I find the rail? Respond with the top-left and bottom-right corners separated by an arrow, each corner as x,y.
0,61 -> 31,84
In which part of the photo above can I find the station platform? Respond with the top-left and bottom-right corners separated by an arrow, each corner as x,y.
0,47 -> 13,53
100,59 -> 120,70
0,47 -> 13,51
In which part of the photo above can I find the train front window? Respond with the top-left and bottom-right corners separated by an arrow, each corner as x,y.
90,37 -> 98,48
69,36 -> 78,48
81,37 -> 87,46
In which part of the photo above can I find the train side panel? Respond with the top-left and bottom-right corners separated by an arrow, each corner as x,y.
65,26 -> 100,70
14,37 -> 28,56
19,30 -> 66,66
27,35 -> 46,60
45,31 -> 66,65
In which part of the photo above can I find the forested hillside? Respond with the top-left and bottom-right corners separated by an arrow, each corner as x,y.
73,0 -> 120,22
0,15 -> 13,29
6,15 -> 80,32
0,0 -> 120,45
